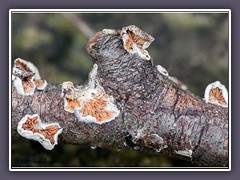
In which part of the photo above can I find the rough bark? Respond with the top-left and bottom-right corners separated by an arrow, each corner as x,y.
11,31 -> 228,167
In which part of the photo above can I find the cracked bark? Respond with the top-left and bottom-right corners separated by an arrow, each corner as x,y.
11,30 -> 228,167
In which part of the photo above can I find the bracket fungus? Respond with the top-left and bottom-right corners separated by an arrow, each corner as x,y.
17,114 -> 63,150
156,65 -> 169,77
12,58 -> 47,96
175,149 -> 193,158
204,81 -> 228,107
62,64 -> 120,124
121,25 -> 154,60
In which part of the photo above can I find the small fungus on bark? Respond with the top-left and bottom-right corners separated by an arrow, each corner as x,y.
156,65 -> 169,77
12,58 -> 47,95
17,114 -> 63,150
61,64 -> 120,124
61,81 -> 81,113
204,81 -> 228,107
121,25 -> 154,60
175,149 -> 193,158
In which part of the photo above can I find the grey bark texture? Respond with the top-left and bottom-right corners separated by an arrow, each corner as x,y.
11,30 -> 229,167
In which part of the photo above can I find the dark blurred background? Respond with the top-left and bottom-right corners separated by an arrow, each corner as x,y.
11,12 -> 229,167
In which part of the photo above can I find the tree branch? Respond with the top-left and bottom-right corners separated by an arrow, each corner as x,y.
11,27 -> 228,167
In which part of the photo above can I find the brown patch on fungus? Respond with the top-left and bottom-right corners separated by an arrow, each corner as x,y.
22,115 -> 39,132
22,116 -> 60,145
62,81 -> 81,113
65,97 -> 81,113
22,74 -> 36,95
209,87 -> 227,106
15,58 -> 29,72
38,125 -> 62,145
79,89 -> 118,123
33,79 -> 47,90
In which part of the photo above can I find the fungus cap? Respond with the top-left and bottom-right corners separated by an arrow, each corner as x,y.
12,58 -> 47,95
121,25 -> 154,60
61,64 -> 120,124
204,81 -> 228,107
156,65 -> 169,77
17,114 -> 63,150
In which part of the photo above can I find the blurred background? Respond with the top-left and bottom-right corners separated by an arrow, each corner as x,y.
11,12 -> 229,167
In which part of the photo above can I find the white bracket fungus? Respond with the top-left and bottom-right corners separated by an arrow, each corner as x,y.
12,58 -> 47,95
61,64 -> 120,124
204,81 -> 228,107
121,25 -> 154,60
175,149 -> 193,158
17,114 -> 63,150
156,65 -> 169,77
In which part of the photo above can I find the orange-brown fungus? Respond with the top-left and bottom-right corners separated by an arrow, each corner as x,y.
209,87 -> 227,106
127,30 -> 145,46
33,79 -> 45,89
22,116 -> 39,132
15,59 -> 29,71
22,75 -> 36,95
125,30 -> 145,51
22,116 -> 60,145
80,91 -> 116,123
125,38 -> 134,51
65,98 -> 81,112
39,125 -> 60,144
